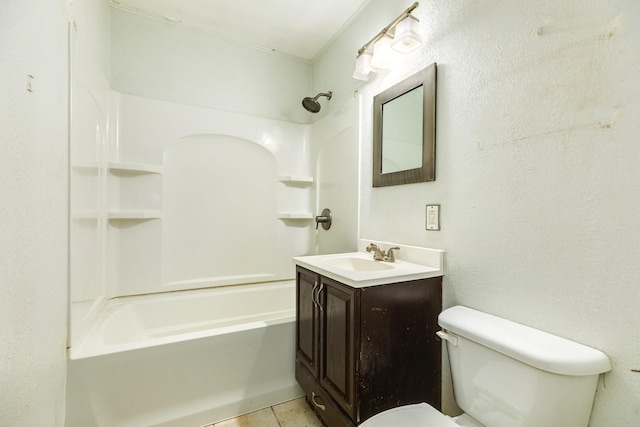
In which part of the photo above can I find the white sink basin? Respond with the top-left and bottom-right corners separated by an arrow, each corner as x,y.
294,246 -> 443,288
323,256 -> 394,272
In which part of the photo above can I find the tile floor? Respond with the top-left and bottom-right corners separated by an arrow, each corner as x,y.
204,397 -> 325,427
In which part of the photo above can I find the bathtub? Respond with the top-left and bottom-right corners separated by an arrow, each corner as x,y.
65,281 -> 303,427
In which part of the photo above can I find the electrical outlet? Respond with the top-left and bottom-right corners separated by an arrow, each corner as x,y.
426,205 -> 440,230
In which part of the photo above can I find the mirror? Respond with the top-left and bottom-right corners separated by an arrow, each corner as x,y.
373,63 -> 437,187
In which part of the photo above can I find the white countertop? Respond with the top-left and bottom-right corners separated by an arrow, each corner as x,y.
294,240 -> 444,288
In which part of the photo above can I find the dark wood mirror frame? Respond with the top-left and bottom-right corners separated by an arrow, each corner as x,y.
373,63 -> 437,187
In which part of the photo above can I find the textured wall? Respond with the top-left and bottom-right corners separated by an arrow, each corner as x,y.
315,0 -> 640,424
110,9 -> 312,124
0,0 -> 70,425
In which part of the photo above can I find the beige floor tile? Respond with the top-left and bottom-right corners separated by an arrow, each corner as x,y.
272,397 -> 324,427
213,407 -> 280,427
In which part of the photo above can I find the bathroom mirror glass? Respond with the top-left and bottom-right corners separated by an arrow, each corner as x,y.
373,63 -> 437,187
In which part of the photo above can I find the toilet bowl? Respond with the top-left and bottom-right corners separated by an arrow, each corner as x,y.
360,306 -> 611,427
359,402 -> 484,427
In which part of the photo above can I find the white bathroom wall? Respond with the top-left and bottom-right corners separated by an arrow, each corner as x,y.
0,0 -> 70,425
314,0 -> 640,424
109,8 -> 312,124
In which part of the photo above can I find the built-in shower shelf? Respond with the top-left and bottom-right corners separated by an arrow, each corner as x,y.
277,176 -> 314,185
71,162 -> 164,174
108,210 -> 162,220
277,212 -> 313,220
108,162 -> 163,174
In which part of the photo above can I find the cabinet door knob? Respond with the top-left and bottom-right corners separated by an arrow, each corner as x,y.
311,392 -> 326,411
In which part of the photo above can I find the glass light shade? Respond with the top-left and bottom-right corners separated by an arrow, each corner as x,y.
391,16 -> 423,53
370,35 -> 395,70
352,51 -> 377,81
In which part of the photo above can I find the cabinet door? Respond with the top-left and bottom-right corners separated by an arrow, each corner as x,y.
296,267 -> 319,377
319,277 -> 357,419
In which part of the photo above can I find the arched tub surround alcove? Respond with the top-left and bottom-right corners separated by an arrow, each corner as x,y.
69,91 -> 316,346
162,134 -> 277,290
109,93 -> 315,297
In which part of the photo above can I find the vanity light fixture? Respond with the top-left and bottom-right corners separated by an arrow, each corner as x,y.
352,50 -> 377,81
392,15 -> 423,53
369,35 -> 396,70
352,2 -> 423,81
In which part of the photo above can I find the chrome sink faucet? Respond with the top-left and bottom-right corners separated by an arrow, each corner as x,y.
366,244 -> 401,262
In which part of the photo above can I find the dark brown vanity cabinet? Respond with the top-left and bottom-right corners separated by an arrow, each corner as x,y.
295,266 -> 442,426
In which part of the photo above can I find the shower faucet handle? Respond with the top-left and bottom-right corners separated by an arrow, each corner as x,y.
315,208 -> 332,230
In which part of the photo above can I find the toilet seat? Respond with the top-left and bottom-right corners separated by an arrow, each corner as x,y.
359,403 -> 460,427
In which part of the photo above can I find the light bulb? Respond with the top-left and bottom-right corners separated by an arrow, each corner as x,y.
391,16 -> 423,54
352,51 -> 377,81
370,35 -> 395,70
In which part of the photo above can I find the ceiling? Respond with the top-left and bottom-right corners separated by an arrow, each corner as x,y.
110,0 -> 372,60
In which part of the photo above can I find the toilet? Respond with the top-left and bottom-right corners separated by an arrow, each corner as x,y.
360,305 -> 611,427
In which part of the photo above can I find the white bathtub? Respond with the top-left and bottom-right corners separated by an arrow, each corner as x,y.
66,281 -> 303,427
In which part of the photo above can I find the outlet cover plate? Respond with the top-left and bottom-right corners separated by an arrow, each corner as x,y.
426,204 -> 440,230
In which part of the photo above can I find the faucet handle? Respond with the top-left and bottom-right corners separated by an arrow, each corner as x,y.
384,247 -> 400,262
315,208 -> 332,230
366,243 -> 385,261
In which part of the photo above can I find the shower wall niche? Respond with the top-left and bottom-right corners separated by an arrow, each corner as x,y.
70,90 -> 316,346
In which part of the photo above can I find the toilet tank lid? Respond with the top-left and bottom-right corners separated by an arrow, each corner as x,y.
438,306 -> 611,376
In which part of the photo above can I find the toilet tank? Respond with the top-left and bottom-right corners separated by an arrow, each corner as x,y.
438,306 -> 611,427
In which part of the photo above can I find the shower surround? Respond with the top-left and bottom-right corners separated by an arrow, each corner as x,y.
67,4 -> 359,424
70,91 -> 315,343
68,90 -> 316,425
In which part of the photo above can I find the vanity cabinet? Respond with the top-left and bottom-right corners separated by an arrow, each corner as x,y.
295,266 -> 442,426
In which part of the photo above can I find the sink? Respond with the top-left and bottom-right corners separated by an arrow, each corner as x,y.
293,244 -> 443,288
323,256 -> 394,272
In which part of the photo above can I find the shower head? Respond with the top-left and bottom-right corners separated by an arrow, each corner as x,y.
302,91 -> 332,113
